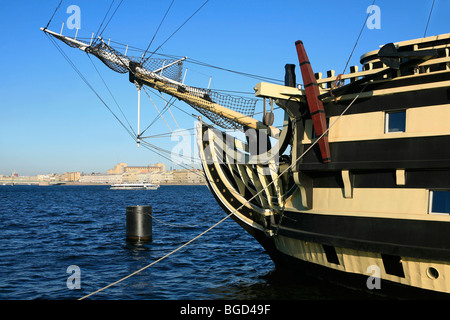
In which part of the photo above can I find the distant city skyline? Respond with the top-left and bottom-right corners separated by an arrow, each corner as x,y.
0,161 -> 177,177
0,162 -> 205,186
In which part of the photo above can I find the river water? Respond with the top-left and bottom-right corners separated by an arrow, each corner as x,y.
0,184 -> 370,302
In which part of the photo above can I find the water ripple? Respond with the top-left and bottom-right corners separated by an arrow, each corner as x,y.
0,185 -> 369,300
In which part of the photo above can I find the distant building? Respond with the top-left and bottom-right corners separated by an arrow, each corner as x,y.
79,174 -> 122,184
125,163 -> 165,173
37,173 -> 59,182
173,169 -> 188,184
121,172 -> 154,183
107,163 -> 127,175
155,169 -> 205,185
61,172 -> 81,182
5,162 -> 205,186
107,163 -> 165,174
149,171 -> 174,184
187,169 -> 206,184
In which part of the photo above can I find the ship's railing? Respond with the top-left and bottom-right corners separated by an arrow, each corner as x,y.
315,47 -> 450,91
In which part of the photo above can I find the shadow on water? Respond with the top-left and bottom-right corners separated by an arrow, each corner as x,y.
218,267 -> 450,301
206,267 -> 381,300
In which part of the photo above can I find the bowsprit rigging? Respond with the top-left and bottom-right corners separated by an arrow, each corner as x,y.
41,3 -> 288,184
40,26 -> 279,135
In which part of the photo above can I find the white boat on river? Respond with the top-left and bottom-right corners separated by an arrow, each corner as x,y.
110,183 -> 160,190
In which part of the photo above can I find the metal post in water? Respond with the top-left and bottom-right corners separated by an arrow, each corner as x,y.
126,205 -> 152,242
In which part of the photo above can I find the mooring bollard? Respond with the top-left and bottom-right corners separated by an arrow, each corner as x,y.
126,205 -> 152,242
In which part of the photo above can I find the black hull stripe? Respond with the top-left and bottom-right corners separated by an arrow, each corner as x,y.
368,71 -> 450,91
311,170 -> 450,189
324,70 -> 450,103
300,135 -> 450,171
278,211 -> 450,262
323,86 -> 450,117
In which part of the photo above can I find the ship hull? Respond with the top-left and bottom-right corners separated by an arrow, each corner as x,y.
194,33 -> 450,297
204,167 -> 450,297
198,121 -> 450,297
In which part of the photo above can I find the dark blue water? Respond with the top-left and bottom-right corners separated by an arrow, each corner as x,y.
0,185 -> 364,301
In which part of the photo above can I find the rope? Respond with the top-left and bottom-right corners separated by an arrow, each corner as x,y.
160,92 -> 181,130
45,0 -> 63,29
186,57 -> 284,84
424,0 -> 436,37
87,54 -> 135,134
140,0 -> 175,64
98,0 -> 124,39
78,210 -> 231,300
45,33 -> 137,142
139,139 -> 202,169
78,83 -> 368,300
93,0 -> 116,42
341,0 -> 376,75
140,87 -> 176,135
142,0 -> 210,64
142,88 -> 174,133
92,37 -> 283,84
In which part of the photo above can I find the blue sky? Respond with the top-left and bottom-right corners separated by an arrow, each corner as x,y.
0,0 -> 448,176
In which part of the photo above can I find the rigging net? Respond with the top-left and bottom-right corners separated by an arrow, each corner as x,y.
183,90 -> 257,129
89,40 -> 258,129
88,41 -> 183,82
45,12 -> 261,131
51,30 -> 258,130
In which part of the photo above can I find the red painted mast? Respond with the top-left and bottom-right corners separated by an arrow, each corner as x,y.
295,40 -> 331,163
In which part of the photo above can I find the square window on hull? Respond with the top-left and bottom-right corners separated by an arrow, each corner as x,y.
322,244 -> 340,265
381,254 -> 405,278
385,110 -> 406,133
429,190 -> 450,215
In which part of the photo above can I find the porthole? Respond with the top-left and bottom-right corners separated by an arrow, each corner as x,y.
426,267 -> 439,280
